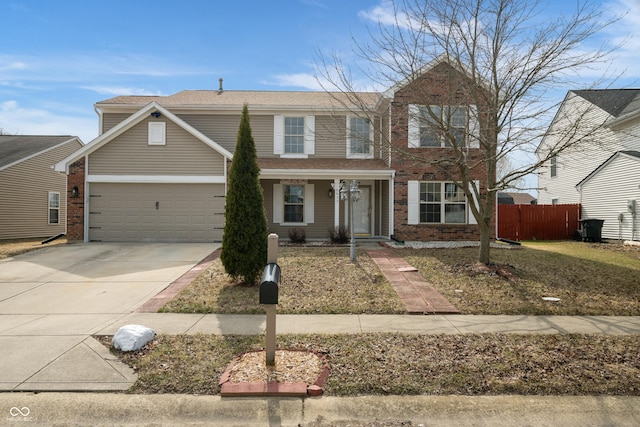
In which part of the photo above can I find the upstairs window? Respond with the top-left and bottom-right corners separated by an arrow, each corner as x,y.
550,156 -> 557,177
274,115 -> 315,158
347,117 -> 373,158
48,192 -> 60,225
409,104 -> 478,149
285,117 -> 305,154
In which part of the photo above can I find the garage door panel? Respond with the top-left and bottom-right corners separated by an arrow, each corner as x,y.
89,183 -> 225,242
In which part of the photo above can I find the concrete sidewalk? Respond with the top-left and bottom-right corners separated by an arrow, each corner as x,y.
2,312 -> 640,392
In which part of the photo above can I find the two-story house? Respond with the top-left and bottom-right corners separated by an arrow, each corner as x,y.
538,89 -> 640,241
54,58 -> 489,243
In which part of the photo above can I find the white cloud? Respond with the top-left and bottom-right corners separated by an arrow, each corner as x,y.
0,100 -> 97,143
81,86 -> 164,97
358,1 -> 399,26
268,73 -> 326,90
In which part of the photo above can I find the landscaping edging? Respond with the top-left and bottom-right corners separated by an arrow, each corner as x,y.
219,349 -> 330,397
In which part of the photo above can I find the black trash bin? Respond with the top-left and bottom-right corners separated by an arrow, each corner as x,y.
580,219 -> 605,243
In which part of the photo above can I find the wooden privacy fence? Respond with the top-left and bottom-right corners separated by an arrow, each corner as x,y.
498,204 -> 581,241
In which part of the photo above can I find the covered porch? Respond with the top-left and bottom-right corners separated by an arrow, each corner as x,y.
258,158 -> 395,241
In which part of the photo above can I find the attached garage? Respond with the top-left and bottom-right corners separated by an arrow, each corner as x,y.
88,183 -> 225,242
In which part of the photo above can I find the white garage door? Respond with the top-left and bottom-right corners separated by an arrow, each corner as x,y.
89,183 -> 225,242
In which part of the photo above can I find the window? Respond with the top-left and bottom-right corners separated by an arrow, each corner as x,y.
409,104 -> 478,149
551,198 -> 558,206
285,117 -> 305,154
283,185 -> 304,223
419,106 -> 442,147
419,182 -> 466,224
550,156 -> 557,177
48,192 -> 60,225
273,183 -> 315,225
347,117 -> 372,157
273,115 -> 315,157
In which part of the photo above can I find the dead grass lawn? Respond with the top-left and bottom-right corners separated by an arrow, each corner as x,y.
106,333 -> 640,396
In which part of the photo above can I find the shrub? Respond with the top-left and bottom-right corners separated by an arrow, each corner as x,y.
329,226 -> 349,244
288,228 -> 306,243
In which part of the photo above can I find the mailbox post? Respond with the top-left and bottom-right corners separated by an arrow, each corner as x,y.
260,233 -> 280,365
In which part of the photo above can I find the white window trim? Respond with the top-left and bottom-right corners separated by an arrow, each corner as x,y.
408,104 -> 479,149
273,115 -> 315,158
148,122 -> 166,145
407,180 -> 476,225
48,191 -> 60,225
346,116 -> 374,159
273,183 -> 315,225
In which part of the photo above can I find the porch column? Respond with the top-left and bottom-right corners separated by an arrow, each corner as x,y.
333,178 -> 341,229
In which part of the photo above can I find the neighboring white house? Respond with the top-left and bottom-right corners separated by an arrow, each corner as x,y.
576,151 -> 640,241
537,89 -> 640,241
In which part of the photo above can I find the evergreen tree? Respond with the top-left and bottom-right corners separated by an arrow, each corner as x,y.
221,104 -> 268,285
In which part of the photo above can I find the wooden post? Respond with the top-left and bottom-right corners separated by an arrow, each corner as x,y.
265,233 -> 278,366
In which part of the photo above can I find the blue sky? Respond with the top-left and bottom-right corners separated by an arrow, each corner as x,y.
1,0 -> 638,144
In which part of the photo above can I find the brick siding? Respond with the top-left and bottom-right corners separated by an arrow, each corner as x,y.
66,158 -> 85,241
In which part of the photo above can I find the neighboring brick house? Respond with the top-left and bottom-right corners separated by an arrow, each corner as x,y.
0,135 -> 83,240
55,57 -> 491,243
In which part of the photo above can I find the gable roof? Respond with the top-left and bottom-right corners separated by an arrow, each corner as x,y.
572,89 -> 640,117
54,102 -> 233,173
97,90 -> 381,112
576,150 -> 640,189
0,135 -> 82,171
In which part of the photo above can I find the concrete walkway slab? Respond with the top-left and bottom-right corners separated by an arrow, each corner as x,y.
1,314 -> 118,336
0,336 -> 84,384
15,338 -> 136,392
0,281 -> 174,314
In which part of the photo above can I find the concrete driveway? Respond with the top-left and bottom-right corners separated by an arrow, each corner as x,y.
0,242 -> 217,391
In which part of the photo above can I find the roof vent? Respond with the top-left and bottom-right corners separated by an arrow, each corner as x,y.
218,78 -> 224,94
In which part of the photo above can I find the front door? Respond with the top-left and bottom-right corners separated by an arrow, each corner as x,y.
353,186 -> 371,235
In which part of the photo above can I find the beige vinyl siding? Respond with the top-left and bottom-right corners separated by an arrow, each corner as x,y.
102,113 -> 133,133
0,140 -> 82,239
383,180 -> 390,237
262,179 -> 334,239
314,115 -> 347,158
89,117 -> 225,175
178,113 -> 273,155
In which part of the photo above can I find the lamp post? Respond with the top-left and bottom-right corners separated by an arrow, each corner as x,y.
338,180 -> 360,261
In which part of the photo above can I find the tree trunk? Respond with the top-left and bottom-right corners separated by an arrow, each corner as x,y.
478,220 -> 492,264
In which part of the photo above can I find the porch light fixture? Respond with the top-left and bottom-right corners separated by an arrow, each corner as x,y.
71,186 -> 79,198
328,188 -> 334,198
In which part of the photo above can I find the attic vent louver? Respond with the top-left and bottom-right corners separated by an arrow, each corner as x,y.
218,78 -> 223,94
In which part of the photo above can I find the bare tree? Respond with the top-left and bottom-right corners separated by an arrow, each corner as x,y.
317,0 -> 618,264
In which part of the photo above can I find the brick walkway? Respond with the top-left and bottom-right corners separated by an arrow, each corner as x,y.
366,248 -> 460,315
